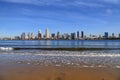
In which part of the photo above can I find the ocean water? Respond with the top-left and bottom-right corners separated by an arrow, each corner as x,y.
0,40 -> 120,48
0,40 -> 120,68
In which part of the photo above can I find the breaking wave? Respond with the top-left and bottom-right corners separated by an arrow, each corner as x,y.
0,47 -> 13,50
1,50 -> 120,68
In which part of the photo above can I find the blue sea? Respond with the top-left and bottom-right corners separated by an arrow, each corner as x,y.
0,40 -> 120,68
0,40 -> 120,48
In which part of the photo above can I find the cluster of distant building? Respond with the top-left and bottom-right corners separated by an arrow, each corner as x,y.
19,29 -> 85,40
1,28 -> 120,40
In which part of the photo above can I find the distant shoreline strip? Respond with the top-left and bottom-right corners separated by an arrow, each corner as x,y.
13,48 -> 120,51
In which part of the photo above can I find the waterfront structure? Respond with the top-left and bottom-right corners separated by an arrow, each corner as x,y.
71,33 -> 76,40
98,35 -> 102,39
21,33 -> 26,40
104,32 -> 108,38
45,28 -> 50,39
51,33 -> 56,39
63,33 -> 69,39
31,32 -> 35,39
14,36 -> 20,40
81,31 -> 84,38
3,28 -> 120,40
112,33 -> 115,38
27,32 -> 31,40
119,33 -> 120,38
77,31 -> 80,39
38,29 -> 42,39
57,32 -> 61,39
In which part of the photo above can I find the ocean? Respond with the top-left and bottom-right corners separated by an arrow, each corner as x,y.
0,40 -> 120,48
0,40 -> 120,68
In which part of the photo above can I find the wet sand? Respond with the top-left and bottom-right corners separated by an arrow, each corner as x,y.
0,50 -> 120,80
0,62 -> 120,80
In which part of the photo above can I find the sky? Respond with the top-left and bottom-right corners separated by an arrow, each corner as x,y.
0,0 -> 120,37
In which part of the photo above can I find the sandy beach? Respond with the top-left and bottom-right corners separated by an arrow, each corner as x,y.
0,64 -> 120,80
0,50 -> 120,80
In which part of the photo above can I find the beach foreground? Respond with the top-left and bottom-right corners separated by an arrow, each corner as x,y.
1,50 -> 120,80
0,64 -> 120,80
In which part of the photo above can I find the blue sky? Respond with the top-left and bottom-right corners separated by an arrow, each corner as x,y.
0,0 -> 120,37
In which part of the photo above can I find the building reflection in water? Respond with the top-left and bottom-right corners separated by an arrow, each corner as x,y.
45,40 -> 50,48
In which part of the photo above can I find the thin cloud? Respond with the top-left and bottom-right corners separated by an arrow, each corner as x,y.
106,9 -> 113,15
103,0 -> 120,4
1,0 -> 104,8
73,1 -> 104,7
0,0 -> 62,5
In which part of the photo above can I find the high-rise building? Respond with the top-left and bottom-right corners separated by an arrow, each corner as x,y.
112,33 -> 115,38
14,36 -> 20,40
38,29 -> 42,39
57,32 -> 60,39
119,33 -> 120,38
81,31 -> 84,38
21,33 -> 26,40
27,32 -> 31,40
45,28 -> 50,39
77,31 -> 79,39
63,33 -> 69,39
51,33 -> 56,39
104,32 -> 108,38
71,33 -> 76,40
31,32 -> 35,39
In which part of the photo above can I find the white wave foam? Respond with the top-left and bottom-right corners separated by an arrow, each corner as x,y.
116,66 -> 120,68
0,47 -> 13,50
1,50 -> 120,57
34,53 -> 120,57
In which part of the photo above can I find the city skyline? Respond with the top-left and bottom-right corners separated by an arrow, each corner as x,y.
1,28 -> 120,40
1,0 -> 120,37
0,27 -> 120,38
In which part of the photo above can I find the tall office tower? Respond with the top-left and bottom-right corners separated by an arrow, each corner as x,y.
31,32 -> 35,39
77,31 -> 80,39
38,29 -> 42,39
27,32 -> 31,40
119,33 -> 120,38
63,33 -> 69,39
81,31 -> 84,38
112,33 -> 115,38
71,33 -> 76,40
21,33 -> 26,40
51,33 -> 56,39
57,32 -> 60,39
104,32 -> 108,38
45,28 -> 50,39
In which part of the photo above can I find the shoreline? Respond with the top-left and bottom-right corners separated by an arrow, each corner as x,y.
2,38 -> 120,40
0,50 -> 120,80
13,47 -> 120,51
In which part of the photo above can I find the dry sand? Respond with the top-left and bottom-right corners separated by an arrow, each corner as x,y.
0,62 -> 120,80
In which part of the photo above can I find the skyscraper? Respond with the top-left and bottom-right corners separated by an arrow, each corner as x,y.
71,33 -> 76,40
45,28 -> 50,39
27,32 -> 31,40
77,31 -> 79,39
81,31 -> 84,38
104,32 -> 108,38
31,32 -> 35,39
38,29 -> 42,39
51,33 -> 56,39
57,32 -> 60,39
112,33 -> 115,38
21,33 -> 26,40
119,33 -> 120,38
